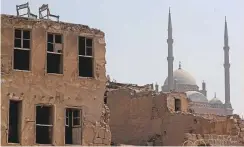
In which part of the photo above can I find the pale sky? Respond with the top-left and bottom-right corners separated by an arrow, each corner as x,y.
1,0 -> 243,116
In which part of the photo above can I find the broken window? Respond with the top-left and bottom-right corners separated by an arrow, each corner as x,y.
8,100 -> 22,143
78,37 -> 93,77
14,29 -> 31,70
36,105 -> 53,144
174,99 -> 181,111
46,33 -> 63,74
65,108 -> 82,145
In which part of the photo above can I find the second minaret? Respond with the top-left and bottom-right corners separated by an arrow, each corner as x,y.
167,8 -> 174,91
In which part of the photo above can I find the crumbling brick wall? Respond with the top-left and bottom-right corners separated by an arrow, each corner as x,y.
107,85 -> 244,146
107,88 -> 189,145
1,14 -> 110,146
107,88 -> 162,145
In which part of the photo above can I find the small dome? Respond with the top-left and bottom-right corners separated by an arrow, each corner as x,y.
209,97 -> 223,104
186,91 -> 208,103
164,68 -> 197,86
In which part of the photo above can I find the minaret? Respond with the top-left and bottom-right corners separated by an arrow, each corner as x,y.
223,16 -> 232,108
155,83 -> 159,92
167,8 -> 174,91
200,80 -> 207,97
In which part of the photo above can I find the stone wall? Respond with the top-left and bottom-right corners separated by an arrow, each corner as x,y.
107,88 -> 190,145
107,89 -> 155,145
183,116 -> 244,146
107,85 -> 244,146
1,14 -> 110,146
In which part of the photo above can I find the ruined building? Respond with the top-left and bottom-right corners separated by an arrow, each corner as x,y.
1,10 -> 111,145
106,82 -> 244,146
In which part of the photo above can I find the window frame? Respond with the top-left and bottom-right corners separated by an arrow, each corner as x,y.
174,98 -> 181,112
35,104 -> 54,145
72,109 -> 81,127
65,108 -> 82,127
45,32 -> 64,74
77,36 -> 94,78
13,28 -> 32,71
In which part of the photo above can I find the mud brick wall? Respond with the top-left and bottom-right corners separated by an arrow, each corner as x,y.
1,14 -> 110,146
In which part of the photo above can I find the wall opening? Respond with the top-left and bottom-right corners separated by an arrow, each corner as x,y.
46,33 -> 63,74
8,100 -> 22,143
104,90 -> 108,104
35,105 -> 53,144
65,108 -> 82,145
174,99 -> 181,111
13,29 -> 31,70
78,36 -> 93,77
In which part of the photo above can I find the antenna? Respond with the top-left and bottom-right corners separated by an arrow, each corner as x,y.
39,4 -> 59,21
16,2 -> 37,19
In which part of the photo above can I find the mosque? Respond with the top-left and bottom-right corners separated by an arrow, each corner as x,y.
161,9 -> 233,116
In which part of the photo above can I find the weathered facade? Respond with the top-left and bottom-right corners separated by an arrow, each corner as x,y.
107,82 -> 244,146
1,14 -> 111,145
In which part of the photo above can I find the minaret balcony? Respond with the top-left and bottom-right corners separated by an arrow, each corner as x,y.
167,39 -> 174,44
224,63 -> 230,68
167,57 -> 174,61
223,46 -> 230,51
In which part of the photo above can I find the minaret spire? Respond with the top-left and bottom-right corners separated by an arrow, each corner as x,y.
224,16 -> 228,46
167,7 -> 174,91
223,16 -> 232,109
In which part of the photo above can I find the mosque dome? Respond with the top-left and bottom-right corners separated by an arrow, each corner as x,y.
164,63 -> 197,86
209,93 -> 223,104
186,91 -> 208,103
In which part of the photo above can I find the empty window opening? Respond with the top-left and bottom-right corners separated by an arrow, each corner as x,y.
14,29 -> 31,70
46,33 -> 63,74
78,37 -> 93,77
36,105 -> 53,144
174,99 -> 181,111
65,108 -> 82,145
8,100 -> 22,143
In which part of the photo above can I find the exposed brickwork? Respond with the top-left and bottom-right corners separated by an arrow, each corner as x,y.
1,14 -> 110,146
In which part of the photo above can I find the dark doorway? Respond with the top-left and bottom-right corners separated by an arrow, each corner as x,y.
8,100 -> 22,143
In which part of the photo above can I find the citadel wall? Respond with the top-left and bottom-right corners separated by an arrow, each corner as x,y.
1,14 -> 110,146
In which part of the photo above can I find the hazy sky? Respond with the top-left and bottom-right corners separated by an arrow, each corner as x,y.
1,0 -> 243,116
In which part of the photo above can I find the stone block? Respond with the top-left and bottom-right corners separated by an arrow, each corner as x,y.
203,134 -> 210,140
212,134 -> 217,139
190,134 -> 197,140
223,135 -> 228,140
196,134 -> 203,139
215,139 -> 221,145
217,135 -> 223,140
103,138 -> 110,145
98,128 -> 105,138
104,130 -> 111,140
241,128 -> 244,132
208,139 -> 214,145
184,133 -> 192,139
94,138 -> 103,144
